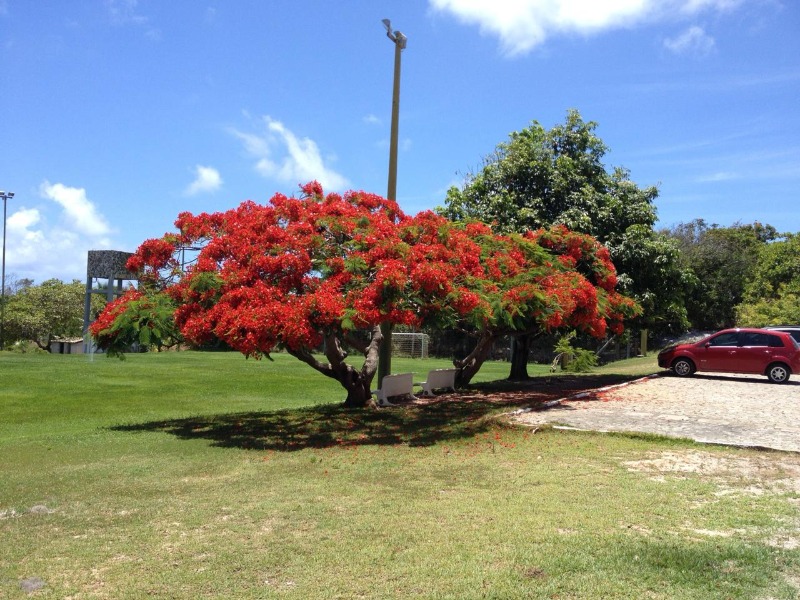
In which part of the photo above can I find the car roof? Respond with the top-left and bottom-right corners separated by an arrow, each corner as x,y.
709,328 -> 795,339
716,328 -> 787,333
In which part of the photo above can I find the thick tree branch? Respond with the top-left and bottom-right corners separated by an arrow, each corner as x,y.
360,325 -> 383,379
286,346 -> 338,380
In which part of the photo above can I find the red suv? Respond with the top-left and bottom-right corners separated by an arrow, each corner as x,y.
657,328 -> 800,383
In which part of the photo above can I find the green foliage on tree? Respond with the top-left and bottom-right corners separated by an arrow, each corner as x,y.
665,219 -> 777,329
438,110 -> 688,377
438,110 -> 688,333
440,110 -> 652,237
740,232 -> 800,300
3,279 -> 104,351
736,289 -> 800,327
91,289 -> 181,359
736,233 -> 800,326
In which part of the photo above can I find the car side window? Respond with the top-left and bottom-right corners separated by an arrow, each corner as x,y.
741,332 -> 769,347
768,334 -> 786,348
708,332 -> 739,347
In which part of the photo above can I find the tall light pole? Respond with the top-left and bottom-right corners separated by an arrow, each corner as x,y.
378,19 -> 407,386
0,190 -> 14,350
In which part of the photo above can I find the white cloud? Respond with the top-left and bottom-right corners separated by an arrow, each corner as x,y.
664,25 -> 716,55
696,170 -> 738,182
230,116 -> 349,191
4,183 -> 116,283
679,0 -> 745,13
429,0 -> 748,55
7,208 -> 47,264
105,0 -> 160,39
7,207 -> 42,231
105,0 -> 147,26
40,182 -> 112,237
184,165 -> 223,196
364,114 -> 382,125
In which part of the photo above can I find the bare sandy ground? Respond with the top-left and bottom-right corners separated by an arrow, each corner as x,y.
512,373 -> 800,453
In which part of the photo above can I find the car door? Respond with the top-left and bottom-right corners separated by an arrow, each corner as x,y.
699,331 -> 740,372
735,332 -> 774,373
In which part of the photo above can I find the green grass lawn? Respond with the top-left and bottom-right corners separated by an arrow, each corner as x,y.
1,350 -> 798,599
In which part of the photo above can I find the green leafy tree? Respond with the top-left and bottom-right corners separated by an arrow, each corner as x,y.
736,233 -> 800,326
666,220 -> 775,329
89,289 -> 181,359
439,109 -> 687,377
4,279 -> 104,351
736,289 -> 800,327
739,231 -> 800,300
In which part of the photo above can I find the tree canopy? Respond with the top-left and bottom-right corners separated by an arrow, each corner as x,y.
451,224 -> 640,384
91,183 -> 637,406
3,279 -> 101,351
736,232 -> 800,326
440,110 -> 658,242
438,110 -> 686,377
665,219 -> 777,330
439,111 -> 688,329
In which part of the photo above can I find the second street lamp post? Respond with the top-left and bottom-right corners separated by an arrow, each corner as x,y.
378,19 -> 407,387
0,190 -> 14,350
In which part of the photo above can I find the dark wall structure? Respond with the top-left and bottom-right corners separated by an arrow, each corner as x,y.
83,250 -> 137,351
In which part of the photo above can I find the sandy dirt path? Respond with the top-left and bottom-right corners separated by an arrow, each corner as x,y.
512,373 -> 800,452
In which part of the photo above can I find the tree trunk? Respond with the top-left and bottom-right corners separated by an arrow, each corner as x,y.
339,325 -> 382,408
342,378 -> 374,408
508,334 -> 531,380
453,333 -> 496,387
288,325 -> 383,409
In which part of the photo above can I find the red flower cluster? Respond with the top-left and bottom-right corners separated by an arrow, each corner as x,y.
88,289 -> 144,341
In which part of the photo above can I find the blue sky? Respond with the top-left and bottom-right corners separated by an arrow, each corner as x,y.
1,0 -> 798,284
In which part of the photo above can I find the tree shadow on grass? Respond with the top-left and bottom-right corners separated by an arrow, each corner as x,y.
111,374 -> 640,451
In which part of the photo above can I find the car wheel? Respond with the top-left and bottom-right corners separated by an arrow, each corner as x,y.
672,358 -> 694,377
767,363 -> 790,384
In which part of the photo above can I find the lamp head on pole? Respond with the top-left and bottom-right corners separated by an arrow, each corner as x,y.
381,18 -> 407,49
0,191 -> 14,199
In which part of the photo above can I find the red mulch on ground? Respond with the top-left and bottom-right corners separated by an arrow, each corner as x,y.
405,374 -> 637,410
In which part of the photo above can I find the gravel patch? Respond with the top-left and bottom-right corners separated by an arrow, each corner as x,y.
512,372 -> 800,452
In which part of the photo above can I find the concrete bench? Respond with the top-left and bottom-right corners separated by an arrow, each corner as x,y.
372,372 -> 418,407
415,368 -> 458,397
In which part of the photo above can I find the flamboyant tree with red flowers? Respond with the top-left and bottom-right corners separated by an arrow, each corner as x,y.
450,224 -> 640,384
91,182 -> 638,406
